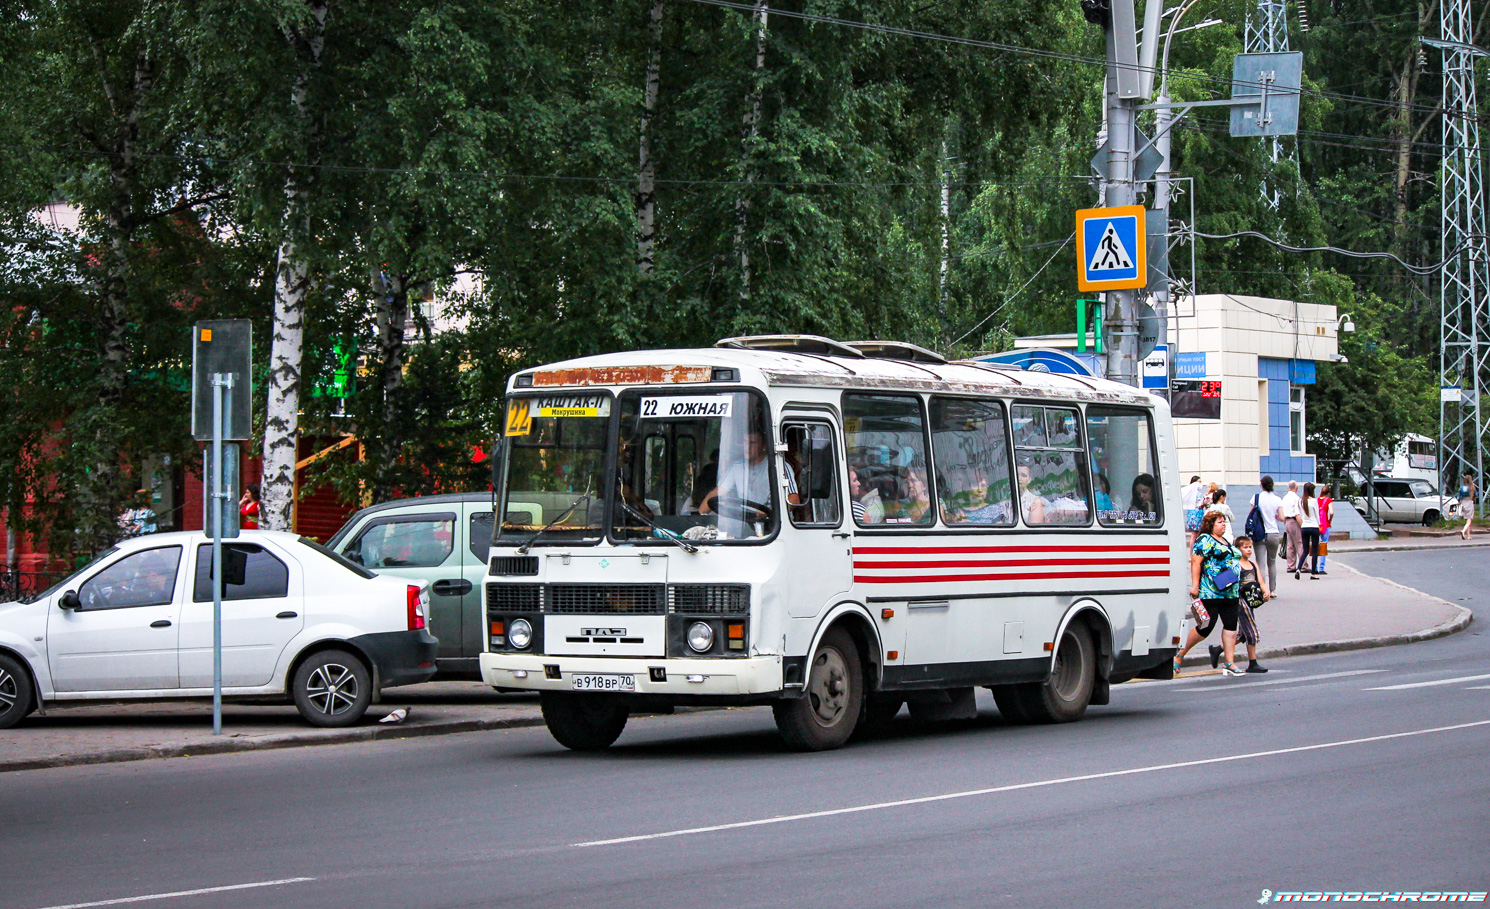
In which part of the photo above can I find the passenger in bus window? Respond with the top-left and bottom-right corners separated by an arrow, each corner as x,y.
1094,473 -> 1115,516
885,466 -> 932,524
849,466 -> 884,524
685,449 -> 720,514
1016,461 -> 1047,524
1130,473 -> 1159,522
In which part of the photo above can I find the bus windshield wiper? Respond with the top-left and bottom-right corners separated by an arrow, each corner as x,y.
515,493 -> 591,555
616,498 -> 699,553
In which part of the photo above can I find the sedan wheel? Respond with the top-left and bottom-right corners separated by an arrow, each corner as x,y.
292,650 -> 372,728
0,654 -> 35,729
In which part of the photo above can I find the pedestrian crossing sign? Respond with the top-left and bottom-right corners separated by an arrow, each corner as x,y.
1076,205 -> 1146,291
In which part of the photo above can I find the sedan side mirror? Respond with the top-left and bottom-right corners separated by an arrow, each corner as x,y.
59,590 -> 81,611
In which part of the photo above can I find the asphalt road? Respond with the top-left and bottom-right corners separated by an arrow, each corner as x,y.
2,548 -> 1486,909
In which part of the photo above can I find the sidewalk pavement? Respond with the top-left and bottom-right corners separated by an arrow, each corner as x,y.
2,552 -> 1473,773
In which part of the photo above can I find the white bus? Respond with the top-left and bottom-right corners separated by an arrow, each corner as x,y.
481,336 -> 1184,751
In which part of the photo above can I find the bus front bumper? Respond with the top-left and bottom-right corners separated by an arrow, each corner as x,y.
480,653 -> 784,697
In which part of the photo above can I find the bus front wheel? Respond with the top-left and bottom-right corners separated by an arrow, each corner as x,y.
1001,623 -> 1096,725
774,627 -> 863,751
540,692 -> 630,751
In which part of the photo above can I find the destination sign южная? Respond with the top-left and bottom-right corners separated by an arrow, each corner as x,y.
639,396 -> 733,418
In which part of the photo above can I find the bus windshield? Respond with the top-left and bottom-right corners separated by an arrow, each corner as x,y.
612,390 -> 779,542
498,393 -> 611,543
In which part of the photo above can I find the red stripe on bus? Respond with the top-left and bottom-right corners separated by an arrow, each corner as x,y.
851,545 -> 1171,555
853,569 -> 1170,584
852,557 -> 1171,570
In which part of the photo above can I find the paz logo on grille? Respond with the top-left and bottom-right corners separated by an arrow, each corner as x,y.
581,628 -> 627,637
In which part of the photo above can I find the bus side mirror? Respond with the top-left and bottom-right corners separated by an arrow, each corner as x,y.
809,443 -> 835,498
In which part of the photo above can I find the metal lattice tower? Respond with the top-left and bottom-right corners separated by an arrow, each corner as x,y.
1245,0 -> 1291,208
1434,0 -> 1489,513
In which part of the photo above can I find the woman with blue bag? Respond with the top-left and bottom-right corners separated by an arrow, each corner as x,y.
1174,510 -> 1245,677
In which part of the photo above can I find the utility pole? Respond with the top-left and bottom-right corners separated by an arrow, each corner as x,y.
1083,0 -> 1153,387
1428,0 -> 1490,518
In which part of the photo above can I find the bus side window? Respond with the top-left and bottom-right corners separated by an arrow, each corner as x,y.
784,422 -> 842,527
1013,405 -> 1092,526
1084,406 -> 1162,526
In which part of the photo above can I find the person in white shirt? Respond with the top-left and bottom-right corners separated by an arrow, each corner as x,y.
1181,475 -> 1204,545
1252,475 -> 1285,591
1297,481 -> 1321,579
1205,488 -> 1236,543
700,431 -> 799,527
1279,480 -> 1303,574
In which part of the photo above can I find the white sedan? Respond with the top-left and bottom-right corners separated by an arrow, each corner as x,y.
0,530 -> 437,729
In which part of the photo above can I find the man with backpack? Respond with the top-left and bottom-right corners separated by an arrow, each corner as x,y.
1247,475 -> 1285,592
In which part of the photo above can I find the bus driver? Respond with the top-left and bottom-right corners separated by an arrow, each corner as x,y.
699,430 -> 800,520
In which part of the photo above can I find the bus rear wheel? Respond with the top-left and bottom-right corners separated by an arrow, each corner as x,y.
774,627 -> 863,751
1001,623 -> 1097,725
540,692 -> 630,751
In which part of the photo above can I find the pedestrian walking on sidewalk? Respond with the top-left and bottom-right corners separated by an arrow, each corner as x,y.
1281,480 -> 1303,573
1298,482 -> 1321,579
1206,488 -> 1235,544
1182,475 -> 1205,547
1317,485 -> 1334,574
1458,472 -> 1477,541
1253,476 -> 1284,591
1176,511 -> 1245,677
1212,536 -> 1270,674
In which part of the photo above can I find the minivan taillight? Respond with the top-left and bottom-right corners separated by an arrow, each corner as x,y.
407,585 -> 426,631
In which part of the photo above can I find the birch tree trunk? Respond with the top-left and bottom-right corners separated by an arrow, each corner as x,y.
636,0 -> 664,275
938,137 -> 952,352
259,0 -> 328,532
733,0 -> 767,303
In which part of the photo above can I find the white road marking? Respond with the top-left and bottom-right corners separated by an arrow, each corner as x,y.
1365,673 -> 1490,691
1179,669 -> 1389,690
572,719 -> 1490,848
30,878 -> 315,909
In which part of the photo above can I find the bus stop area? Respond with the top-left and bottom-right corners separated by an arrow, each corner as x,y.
1,537 -> 1476,774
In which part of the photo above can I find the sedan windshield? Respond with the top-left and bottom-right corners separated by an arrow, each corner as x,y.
1409,480 -> 1438,498
498,393 -> 611,543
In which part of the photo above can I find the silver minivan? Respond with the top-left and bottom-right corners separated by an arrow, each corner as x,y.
327,493 -> 494,678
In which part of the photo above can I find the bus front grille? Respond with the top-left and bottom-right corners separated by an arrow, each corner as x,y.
487,583 -> 541,611
547,584 -> 666,615
669,584 -> 750,615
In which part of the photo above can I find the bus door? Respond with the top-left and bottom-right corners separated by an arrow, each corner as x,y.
781,419 -> 852,618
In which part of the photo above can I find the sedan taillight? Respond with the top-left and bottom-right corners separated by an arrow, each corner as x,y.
407,584 -> 427,631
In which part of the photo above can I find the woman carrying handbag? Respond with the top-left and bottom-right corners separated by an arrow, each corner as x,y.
1174,511 -> 1245,677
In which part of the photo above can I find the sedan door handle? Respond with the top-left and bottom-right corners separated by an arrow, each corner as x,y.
431,579 -> 472,596
150,620 -> 172,628
276,611 -> 299,619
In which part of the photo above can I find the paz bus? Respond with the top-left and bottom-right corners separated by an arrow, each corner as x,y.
482,335 -> 1183,751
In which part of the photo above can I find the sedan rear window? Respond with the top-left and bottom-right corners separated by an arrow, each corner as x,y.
297,537 -> 376,579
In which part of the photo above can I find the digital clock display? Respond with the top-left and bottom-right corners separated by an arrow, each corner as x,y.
1171,379 -> 1222,419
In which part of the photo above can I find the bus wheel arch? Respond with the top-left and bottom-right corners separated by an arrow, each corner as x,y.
996,604 -> 1108,725
774,607 -> 877,751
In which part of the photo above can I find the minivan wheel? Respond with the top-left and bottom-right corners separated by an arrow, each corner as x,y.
540,692 -> 630,750
0,654 -> 35,729
292,650 -> 372,728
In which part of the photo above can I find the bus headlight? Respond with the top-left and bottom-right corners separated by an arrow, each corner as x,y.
509,618 -> 534,650
686,621 -> 715,653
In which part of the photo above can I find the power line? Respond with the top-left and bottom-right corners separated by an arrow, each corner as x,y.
949,231 -> 1074,347
689,0 -> 1459,123
1192,227 -> 1464,275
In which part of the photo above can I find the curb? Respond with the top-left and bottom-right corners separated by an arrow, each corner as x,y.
1330,540 -> 1490,554
1177,561 -> 1474,668
0,713 -> 548,774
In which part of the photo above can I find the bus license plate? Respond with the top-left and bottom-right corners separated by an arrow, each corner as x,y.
570,673 -> 636,692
